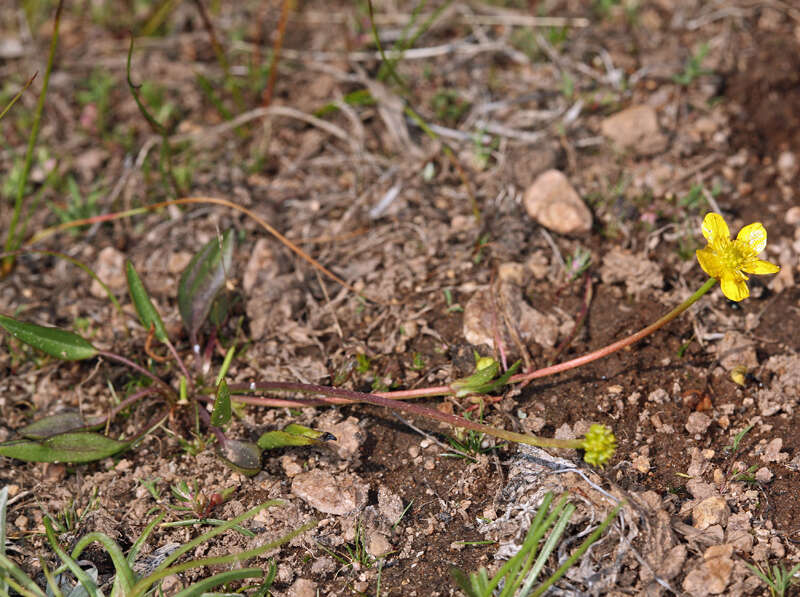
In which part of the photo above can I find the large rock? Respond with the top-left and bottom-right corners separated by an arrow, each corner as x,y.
523,170 -> 592,235
601,105 -> 668,156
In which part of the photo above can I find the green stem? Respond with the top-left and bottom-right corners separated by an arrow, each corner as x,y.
510,277 -> 718,384
3,0 -> 63,272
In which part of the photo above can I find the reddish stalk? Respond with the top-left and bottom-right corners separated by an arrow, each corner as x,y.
510,277 -> 717,384
262,0 -> 291,108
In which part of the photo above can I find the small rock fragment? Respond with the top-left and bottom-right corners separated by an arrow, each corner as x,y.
777,151 -> 798,181
291,470 -> 368,515
754,467 -> 773,483
280,455 -> 302,478
378,485 -> 405,525
686,412 -> 712,434
328,417 -> 364,460
686,478 -> 716,500
366,530 -> 392,557
523,170 -> 592,235
601,105 -> 668,156
288,578 -> 317,597
693,496 -> 730,530
633,454 -> 651,474
600,248 -> 663,297
243,238 -> 281,293
715,331 -> 758,371
786,205 -> 800,225
761,438 -> 788,463
462,286 -> 560,353
682,544 -> 735,595
726,511 -> 754,553
91,246 -> 127,298
660,544 -> 687,580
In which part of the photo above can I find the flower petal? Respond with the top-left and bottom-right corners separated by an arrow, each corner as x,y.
741,258 -> 780,275
701,213 -> 729,244
736,222 -> 767,254
696,248 -> 723,278
720,274 -> 749,302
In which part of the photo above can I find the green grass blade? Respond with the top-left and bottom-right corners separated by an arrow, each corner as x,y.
489,493 -> 559,596
0,561 -> 47,597
69,532 -> 136,594
151,500 -> 282,574
171,568 -> 263,597
40,557 -> 64,597
519,503 -> 576,595
530,501 -> 622,597
43,518 -> 104,597
131,518 -> 315,597
0,73 -> 36,121
126,511 -> 167,567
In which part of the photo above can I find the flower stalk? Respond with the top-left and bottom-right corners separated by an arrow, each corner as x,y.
228,381 -> 617,467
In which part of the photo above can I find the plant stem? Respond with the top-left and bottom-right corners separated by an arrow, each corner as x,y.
2,0 -> 63,275
229,381 -> 585,451
510,277 -> 718,385
98,351 -> 177,400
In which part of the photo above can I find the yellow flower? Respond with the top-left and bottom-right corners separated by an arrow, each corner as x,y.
695,213 -> 780,301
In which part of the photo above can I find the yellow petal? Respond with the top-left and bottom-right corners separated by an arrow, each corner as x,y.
696,248 -> 723,278
701,213 -> 729,244
741,258 -> 780,275
736,222 -> 767,254
720,274 -> 749,301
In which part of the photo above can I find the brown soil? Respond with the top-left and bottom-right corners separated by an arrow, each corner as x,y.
1,1 -> 800,595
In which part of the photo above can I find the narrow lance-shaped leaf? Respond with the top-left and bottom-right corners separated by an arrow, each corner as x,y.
178,229 -> 234,341
18,412 -> 103,440
216,439 -> 262,476
126,260 -> 168,343
0,315 -> 97,361
0,432 -> 129,463
210,380 -> 231,427
257,423 -> 336,451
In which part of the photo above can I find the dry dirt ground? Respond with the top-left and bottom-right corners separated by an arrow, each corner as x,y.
1,1 -> 800,595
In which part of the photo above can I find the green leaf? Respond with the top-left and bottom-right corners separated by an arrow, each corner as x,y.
210,380 -> 231,427
0,315 -> 97,361
208,291 -> 231,329
0,432 -> 129,463
257,423 -> 336,451
18,412 -> 102,440
173,568 -> 263,597
126,260 -> 168,343
177,230 -> 234,341
216,439 -> 262,476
